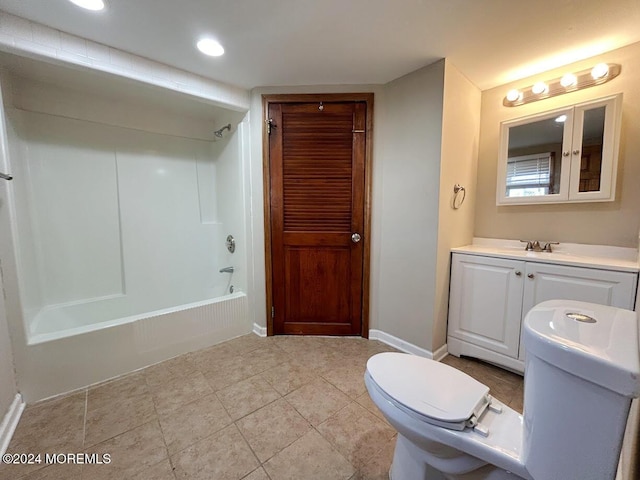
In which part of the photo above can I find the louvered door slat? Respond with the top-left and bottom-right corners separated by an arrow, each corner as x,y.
282,111 -> 353,233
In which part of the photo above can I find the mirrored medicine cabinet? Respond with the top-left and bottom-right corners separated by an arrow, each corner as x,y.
496,93 -> 622,205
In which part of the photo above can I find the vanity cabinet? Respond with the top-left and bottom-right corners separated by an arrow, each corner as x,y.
447,252 -> 637,372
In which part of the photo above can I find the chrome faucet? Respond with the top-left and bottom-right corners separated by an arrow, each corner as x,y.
520,240 -> 542,252
219,266 -> 234,273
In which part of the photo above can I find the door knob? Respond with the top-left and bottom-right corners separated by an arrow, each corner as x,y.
351,233 -> 361,243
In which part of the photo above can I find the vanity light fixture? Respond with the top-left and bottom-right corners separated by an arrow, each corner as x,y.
68,0 -> 105,11
503,63 -> 621,107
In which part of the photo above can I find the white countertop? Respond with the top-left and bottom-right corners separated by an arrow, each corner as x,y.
452,238 -> 640,273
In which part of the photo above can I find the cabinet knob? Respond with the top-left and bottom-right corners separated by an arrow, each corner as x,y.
572,149 -> 580,155
527,273 -> 535,279
562,151 -> 570,157
515,271 -> 522,276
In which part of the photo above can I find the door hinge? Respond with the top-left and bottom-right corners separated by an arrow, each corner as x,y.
266,118 -> 276,135
271,306 -> 275,319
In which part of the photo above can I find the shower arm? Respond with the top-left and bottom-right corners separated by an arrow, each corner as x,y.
214,123 -> 232,138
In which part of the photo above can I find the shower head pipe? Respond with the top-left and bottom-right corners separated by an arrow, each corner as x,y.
214,123 -> 232,138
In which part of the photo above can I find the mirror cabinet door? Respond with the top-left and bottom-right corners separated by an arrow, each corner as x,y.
568,95 -> 620,201
498,108 -> 572,204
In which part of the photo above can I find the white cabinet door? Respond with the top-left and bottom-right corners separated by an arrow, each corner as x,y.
519,262 -> 638,360
523,262 -> 637,312
448,254 -> 524,358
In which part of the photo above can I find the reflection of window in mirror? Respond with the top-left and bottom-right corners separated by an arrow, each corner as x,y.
506,116 -> 564,197
579,106 -> 605,192
506,152 -> 555,197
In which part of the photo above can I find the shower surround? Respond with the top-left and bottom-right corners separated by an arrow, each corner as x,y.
0,54 -> 252,402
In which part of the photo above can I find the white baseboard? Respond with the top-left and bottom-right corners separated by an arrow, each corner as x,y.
0,394 -> 25,455
369,329 -> 447,360
253,323 -> 267,337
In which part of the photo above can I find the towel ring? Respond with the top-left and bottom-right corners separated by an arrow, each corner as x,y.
453,184 -> 466,209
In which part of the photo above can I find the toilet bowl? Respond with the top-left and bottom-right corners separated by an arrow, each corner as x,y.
365,300 -> 640,480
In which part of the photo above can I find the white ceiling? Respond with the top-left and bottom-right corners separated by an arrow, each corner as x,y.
0,0 -> 639,91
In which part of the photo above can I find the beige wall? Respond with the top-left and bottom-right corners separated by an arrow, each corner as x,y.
475,42 -> 640,247
433,61 -> 481,349
375,61 -> 445,351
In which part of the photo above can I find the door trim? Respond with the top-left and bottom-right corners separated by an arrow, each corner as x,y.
262,93 -> 374,337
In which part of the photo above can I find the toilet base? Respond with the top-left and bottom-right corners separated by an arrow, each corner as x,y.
390,434 -> 521,480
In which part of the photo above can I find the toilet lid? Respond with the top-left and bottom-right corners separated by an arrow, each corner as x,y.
367,352 -> 490,424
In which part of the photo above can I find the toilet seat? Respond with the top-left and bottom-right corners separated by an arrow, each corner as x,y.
366,352 -> 493,432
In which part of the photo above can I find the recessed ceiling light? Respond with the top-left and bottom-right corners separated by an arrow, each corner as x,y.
197,38 -> 225,57
68,0 -> 105,11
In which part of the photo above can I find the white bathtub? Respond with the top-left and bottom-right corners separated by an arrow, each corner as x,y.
19,291 -> 249,402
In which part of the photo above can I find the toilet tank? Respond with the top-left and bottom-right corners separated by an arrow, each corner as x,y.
521,300 -> 640,480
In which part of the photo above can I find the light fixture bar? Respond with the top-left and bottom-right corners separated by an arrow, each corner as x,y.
503,63 -> 621,107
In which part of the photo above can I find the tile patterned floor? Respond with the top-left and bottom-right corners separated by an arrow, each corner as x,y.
1,335 -> 524,480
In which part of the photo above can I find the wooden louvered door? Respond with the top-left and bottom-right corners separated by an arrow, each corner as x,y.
268,100 -> 366,335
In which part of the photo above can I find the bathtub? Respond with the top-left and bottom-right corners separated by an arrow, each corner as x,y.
19,291 -> 249,402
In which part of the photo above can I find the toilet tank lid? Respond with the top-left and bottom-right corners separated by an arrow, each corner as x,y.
523,300 -> 640,397
366,352 -> 490,423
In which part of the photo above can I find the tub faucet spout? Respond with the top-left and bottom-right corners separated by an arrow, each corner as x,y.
219,266 -> 234,273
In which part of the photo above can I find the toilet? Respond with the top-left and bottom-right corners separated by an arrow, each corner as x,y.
365,300 -> 640,480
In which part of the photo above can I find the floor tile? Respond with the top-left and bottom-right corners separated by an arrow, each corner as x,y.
355,392 -> 388,423
285,377 -> 351,426
158,393 -> 233,455
87,372 -> 149,411
320,360 -> 367,398
349,434 -> 396,480
241,467 -> 270,480
6,335 -> 525,480
0,392 -> 86,478
236,398 -> 311,462
202,356 -> 260,392
83,420 -> 168,480
130,458 -> 176,480
144,354 -> 199,389
217,375 -> 280,420
171,424 -> 258,480
261,360 -> 317,395
317,402 -> 396,468
263,430 -> 354,480
84,392 -> 156,448
149,371 -> 213,416
15,462 -> 82,480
